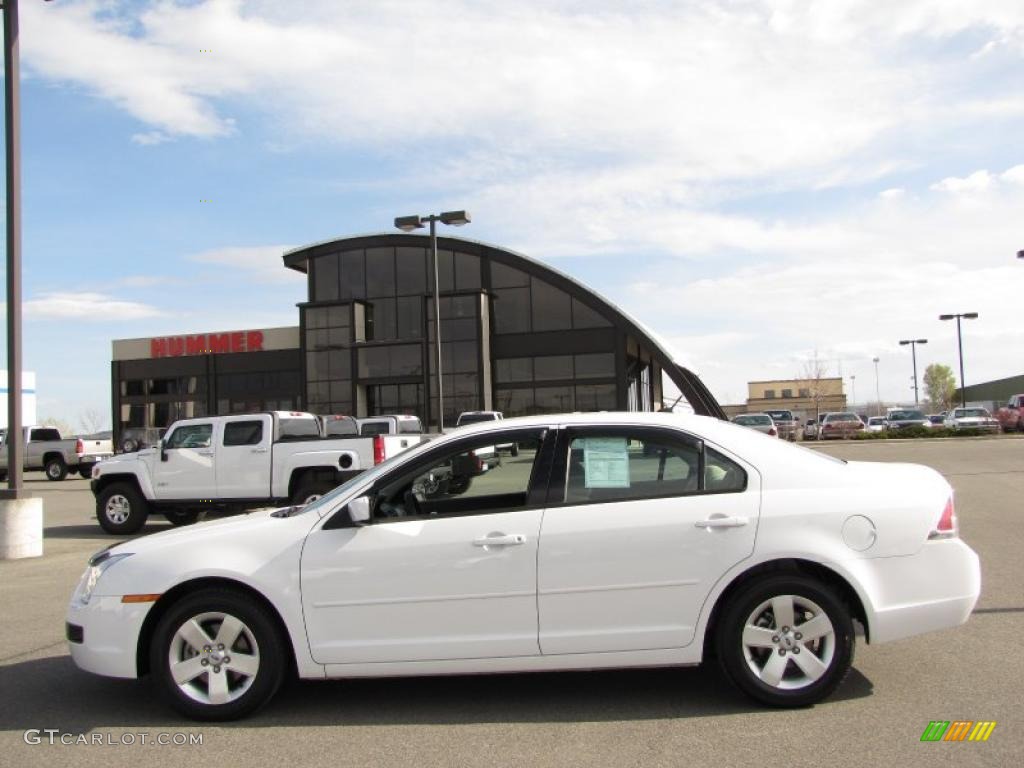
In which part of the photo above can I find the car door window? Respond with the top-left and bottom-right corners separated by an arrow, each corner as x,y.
223,420 -> 263,446
165,424 -> 213,449
564,432 -> 701,504
373,431 -> 545,520
704,447 -> 747,492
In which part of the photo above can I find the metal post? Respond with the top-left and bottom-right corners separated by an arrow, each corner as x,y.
850,375 -> 856,411
910,344 -> 919,405
872,357 -> 881,416
430,217 -> 444,431
955,315 -> 966,408
4,0 -> 24,497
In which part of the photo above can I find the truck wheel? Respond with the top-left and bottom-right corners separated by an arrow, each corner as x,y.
291,478 -> 334,506
121,438 -> 139,453
45,457 -> 69,481
80,468 -> 93,479
165,509 -> 201,527
510,443 -> 520,457
97,483 -> 150,535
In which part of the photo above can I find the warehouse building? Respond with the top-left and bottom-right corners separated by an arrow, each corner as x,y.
111,234 -> 722,447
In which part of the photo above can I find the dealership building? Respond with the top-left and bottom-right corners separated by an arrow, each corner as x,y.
111,234 -> 722,446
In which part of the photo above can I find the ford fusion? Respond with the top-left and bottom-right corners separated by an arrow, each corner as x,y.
67,413 -> 980,720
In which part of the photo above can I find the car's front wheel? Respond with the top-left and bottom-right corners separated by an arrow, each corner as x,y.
716,574 -> 854,707
45,457 -> 68,481
97,483 -> 150,534
150,589 -> 287,721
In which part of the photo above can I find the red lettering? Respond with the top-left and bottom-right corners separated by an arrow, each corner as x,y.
209,333 -> 230,353
246,330 -> 264,352
150,339 -> 167,358
186,335 -> 207,355
169,337 -> 185,356
230,331 -> 244,353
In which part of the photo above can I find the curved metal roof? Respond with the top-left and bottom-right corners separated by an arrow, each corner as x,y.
283,233 -> 724,418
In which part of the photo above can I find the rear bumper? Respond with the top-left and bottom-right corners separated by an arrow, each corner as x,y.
846,539 -> 981,644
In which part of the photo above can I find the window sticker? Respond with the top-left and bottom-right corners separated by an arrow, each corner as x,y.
582,437 -> 630,488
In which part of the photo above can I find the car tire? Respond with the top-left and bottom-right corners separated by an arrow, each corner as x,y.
121,438 -> 139,453
291,477 -> 334,506
511,443 -> 519,457
79,468 -> 92,479
150,588 -> 287,721
716,574 -> 854,708
97,483 -> 150,535
45,457 -> 69,481
165,509 -> 201,527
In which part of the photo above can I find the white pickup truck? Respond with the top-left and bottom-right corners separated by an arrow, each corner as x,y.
91,411 -> 428,534
0,425 -> 113,480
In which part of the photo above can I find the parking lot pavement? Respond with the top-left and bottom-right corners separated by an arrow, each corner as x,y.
2,439 -> 1022,768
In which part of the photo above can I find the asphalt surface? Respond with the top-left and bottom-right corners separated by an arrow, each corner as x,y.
1,436 -> 1022,767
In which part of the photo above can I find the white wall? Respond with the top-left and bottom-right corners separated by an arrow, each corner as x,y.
0,371 -> 38,429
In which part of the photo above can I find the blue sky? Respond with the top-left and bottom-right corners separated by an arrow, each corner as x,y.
3,0 -> 1024,428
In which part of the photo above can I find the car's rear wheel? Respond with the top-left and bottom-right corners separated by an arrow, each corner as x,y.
97,483 -> 149,534
716,575 -> 854,707
45,457 -> 68,481
150,589 -> 286,721
291,477 -> 334,506
165,509 -> 201,526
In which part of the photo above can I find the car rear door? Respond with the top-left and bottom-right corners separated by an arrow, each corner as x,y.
215,415 -> 272,498
536,425 -> 760,655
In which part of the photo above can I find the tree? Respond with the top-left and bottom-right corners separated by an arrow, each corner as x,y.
924,364 -> 957,412
39,416 -> 74,436
79,408 -> 107,435
796,354 -> 830,423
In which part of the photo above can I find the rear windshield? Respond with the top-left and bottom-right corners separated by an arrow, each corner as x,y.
360,422 -> 390,436
826,413 -> 860,422
954,408 -> 988,418
323,417 -> 358,436
764,411 -> 793,420
734,415 -> 772,426
888,410 -> 925,421
31,428 -> 62,441
398,418 -> 423,434
277,418 -> 320,440
458,413 -> 498,425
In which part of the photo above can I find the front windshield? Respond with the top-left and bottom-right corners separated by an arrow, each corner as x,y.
765,411 -> 792,420
955,408 -> 988,418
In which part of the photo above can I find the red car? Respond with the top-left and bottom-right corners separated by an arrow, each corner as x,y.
996,394 -> 1024,433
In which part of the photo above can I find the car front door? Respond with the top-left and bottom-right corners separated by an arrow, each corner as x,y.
537,426 -> 761,655
300,428 -> 552,665
151,421 -> 215,500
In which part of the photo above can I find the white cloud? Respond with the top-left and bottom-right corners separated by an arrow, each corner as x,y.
131,130 -> 173,146
931,170 -> 995,193
186,244 -> 303,283
23,292 -> 165,320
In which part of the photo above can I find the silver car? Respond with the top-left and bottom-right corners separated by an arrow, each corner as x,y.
731,413 -> 778,437
944,407 -> 1000,433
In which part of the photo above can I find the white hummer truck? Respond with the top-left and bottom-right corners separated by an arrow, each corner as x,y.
91,411 -> 427,534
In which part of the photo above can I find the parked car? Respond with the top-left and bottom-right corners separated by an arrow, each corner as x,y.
763,410 -> 798,441
90,411 -> 430,534
995,394 -> 1024,433
885,409 -> 930,431
818,412 -> 865,440
926,414 -> 945,426
356,414 -> 424,436
865,416 -> 887,433
730,413 -> 778,437
0,425 -> 113,481
944,407 -> 1000,433
802,415 -> 825,441
67,411 -> 980,720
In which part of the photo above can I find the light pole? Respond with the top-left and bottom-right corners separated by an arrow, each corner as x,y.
898,339 -> 928,405
393,210 -> 471,431
849,375 -> 856,412
939,312 -> 978,408
872,356 -> 881,416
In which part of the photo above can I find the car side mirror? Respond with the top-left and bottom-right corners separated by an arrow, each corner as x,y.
159,440 -> 168,462
347,496 -> 371,526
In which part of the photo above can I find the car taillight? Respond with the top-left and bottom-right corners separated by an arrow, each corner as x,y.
929,497 -> 958,540
824,423 -> 833,429
373,435 -> 386,465
75,438 -> 84,456
768,427 -> 777,436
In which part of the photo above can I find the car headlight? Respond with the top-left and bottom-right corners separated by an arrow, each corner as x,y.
78,550 -> 133,605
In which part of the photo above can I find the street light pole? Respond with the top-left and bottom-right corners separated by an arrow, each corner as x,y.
849,375 -> 856,412
898,339 -> 928,405
394,210 -> 471,431
872,356 -> 881,416
3,0 -> 24,497
939,312 -> 978,408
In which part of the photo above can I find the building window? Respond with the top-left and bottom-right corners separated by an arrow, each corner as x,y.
781,389 -> 792,398
764,389 -> 776,399
799,388 -> 810,397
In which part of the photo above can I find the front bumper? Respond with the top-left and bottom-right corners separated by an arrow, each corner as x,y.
66,595 -> 153,679
846,538 -> 981,644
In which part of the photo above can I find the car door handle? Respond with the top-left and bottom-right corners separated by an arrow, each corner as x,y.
472,533 -> 527,548
251,447 -> 268,454
695,516 -> 748,529
196,450 -> 214,457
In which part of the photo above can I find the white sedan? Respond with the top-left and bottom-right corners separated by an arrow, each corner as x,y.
66,412 -> 980,720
